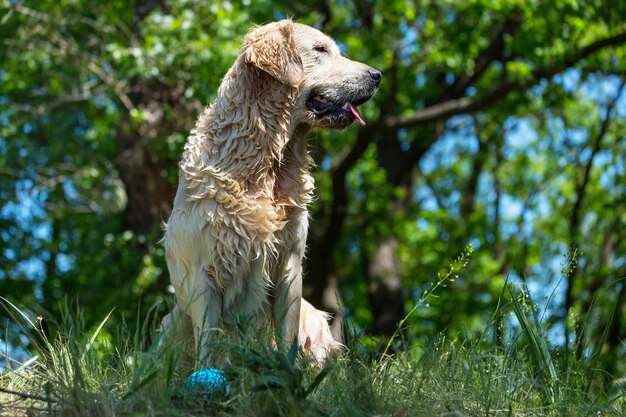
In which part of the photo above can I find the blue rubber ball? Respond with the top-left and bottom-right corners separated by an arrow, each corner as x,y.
184,368 -> 231,394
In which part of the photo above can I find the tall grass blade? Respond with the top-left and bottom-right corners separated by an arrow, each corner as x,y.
0,297 -> 37,329
122,369 -> 159,400
304,366 -> 331,398
82,308 -> 114,359
507,283 -> 561,404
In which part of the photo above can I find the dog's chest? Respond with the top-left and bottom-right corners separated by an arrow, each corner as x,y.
271,141 -> 315,218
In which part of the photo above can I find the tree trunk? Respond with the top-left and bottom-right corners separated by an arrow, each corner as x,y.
113,0 -> 175,237
114,130 -> 175,236
365,237 -> 406,336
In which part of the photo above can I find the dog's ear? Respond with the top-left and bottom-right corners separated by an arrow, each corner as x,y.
241,20 -> 304,88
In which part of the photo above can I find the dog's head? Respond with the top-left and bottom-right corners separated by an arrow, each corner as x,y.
241,20 -> 381,130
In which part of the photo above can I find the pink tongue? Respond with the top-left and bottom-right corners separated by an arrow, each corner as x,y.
347,103 -> 366,126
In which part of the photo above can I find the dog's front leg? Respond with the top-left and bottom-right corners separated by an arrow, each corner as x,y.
185,282 -> 220,368
274,261 -> 302,347
273,208 -> 307,347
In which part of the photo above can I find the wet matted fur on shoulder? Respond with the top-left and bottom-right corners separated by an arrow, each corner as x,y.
164,19 -> 381,366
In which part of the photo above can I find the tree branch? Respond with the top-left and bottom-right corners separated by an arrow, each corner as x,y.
564,79 -> 625,326
569,80 -> 625,245
378,30 -> 626,131
461,116 -> 489,217
379,81 -> 516,129
0,387 -> 59,404
446,14 -> 523,99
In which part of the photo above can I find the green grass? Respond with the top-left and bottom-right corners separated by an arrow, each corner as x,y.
1,290 -> 625,417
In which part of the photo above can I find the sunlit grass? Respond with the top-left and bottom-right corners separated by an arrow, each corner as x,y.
1,288 -> 625,416
0,246 -> 626,417
0,246 -> 622,416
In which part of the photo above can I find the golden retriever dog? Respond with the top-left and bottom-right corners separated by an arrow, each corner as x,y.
164,19 -> 380,366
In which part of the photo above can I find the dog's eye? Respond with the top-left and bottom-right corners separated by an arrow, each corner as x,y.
313,45 -> 329,54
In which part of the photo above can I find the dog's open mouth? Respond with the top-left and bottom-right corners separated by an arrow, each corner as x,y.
306,94 -> 369,126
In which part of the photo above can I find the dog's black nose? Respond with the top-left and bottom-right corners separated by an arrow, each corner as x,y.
368,68 -> 382,84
